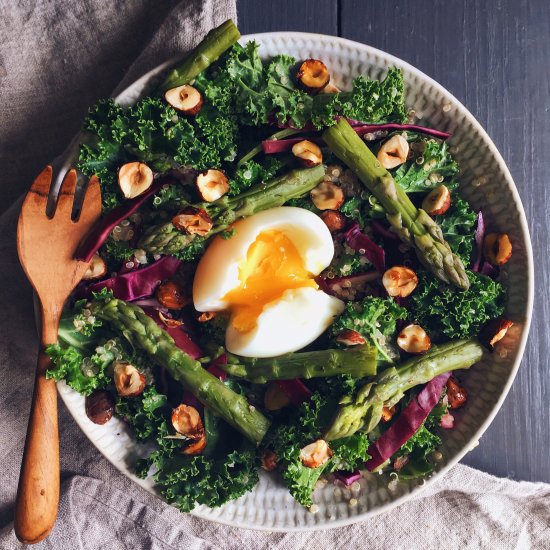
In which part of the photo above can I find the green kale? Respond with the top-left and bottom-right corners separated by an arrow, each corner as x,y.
230,156 -> 284,195
331,297 -> 408,362
286,196 -> 318,212
340,196 -> 368,227
329,244 -> 365,277
410,270 -> 506,339
392,139 -> 458,193
436,194 -> 477,264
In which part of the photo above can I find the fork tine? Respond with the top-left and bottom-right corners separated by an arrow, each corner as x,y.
50,170 -> 77,219
76,175 -> 102,223
70,172 -> 90,221
30,166 -> 53,198
45,166 -> 69,218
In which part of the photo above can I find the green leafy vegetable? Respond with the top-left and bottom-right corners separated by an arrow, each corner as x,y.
410,271 -> 506,339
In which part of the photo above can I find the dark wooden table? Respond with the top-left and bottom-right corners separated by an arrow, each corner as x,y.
238,0 -> 550,483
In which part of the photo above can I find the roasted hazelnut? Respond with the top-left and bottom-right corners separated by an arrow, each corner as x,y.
172,206 -> 213,236
480,318 -> 514,350
382,266 -> 418,297
336,329 -> 366,346
197,311 -> 216,322
397,324 -> 431,354
296,59 -> 330,93
164,84 -> 203,115
381,405 -> 396,422
118,162 -> 154,199
311,180 -> 345,210
291,139 -> 323,167
377,135 -> 409,169
82,253 -> 107,280
172,404 -> 204,439
422,185 -> 451,216
85,390 -> 115,425
320,210 -> 347,232
264,382 -> 291,411
158,311 -> 184,328
483,233 -> 513,266
113,361 -> 146,398
446,376 -> 468,409
156,280 -> 189,310
393,455 -> 410,472
196,170 -> 230,202
320,82 -> 341,94
261,449 -> 278,472
299,439 -> 333,468
182,435 -> 207,455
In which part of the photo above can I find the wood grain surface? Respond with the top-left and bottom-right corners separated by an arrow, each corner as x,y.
238,0 -> 550,482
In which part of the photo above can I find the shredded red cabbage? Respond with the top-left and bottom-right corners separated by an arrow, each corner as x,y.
262,136 -> 324,154
334,470 -> 362,486
471,211 -> 485,272
86,256 -> 181,301
365,372 -> 452,471
372,220 -> 399,241
344,223 -> 386,274
275,379 -> 312,406
75,178 -> 170,262
318,271 -> 380,299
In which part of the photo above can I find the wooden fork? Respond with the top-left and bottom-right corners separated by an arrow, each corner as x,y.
15,167 -> 101,544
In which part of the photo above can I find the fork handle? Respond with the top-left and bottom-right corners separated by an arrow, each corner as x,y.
14,314 -> 60,544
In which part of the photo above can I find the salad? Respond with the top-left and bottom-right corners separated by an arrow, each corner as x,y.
47,20 -> 514,512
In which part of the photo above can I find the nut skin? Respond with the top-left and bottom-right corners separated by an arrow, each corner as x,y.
480,318 -> 514,350
261,449 -> 278,472
446,376 -> 468,409
336,329 -> 366,346
296,59 -> 330,93
113,362 -> 146,398
483,233 -> 513,266
381,405 -> 396,422
156,280 -> 189,310
291,139 -> 323,167
299,439 -> 333,469
397,324 -> 431,354
393,455 -> 410,472
197,311 -> 216,323
422,185 -> 451,216
172,206 -> 213,236
320,82 -> 341,94
158,310 -> 184,328
264,382 -> 291,411
382,266 -> 418,298
195,170 -> 230,202
85,390 -> 115,425
376,135 -> 410,169
320,210 -> 347,232
310,180 -> 345,210
83,253 -> 107,280
171,404 -> 204,439
164,84 -> 203,115
182,436 -> 207,455
118,162 -> 154,199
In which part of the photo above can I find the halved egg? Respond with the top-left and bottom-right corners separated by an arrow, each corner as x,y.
193,207 -> 344,357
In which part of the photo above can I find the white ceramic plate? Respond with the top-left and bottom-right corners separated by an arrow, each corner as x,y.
57,32 -> 534,531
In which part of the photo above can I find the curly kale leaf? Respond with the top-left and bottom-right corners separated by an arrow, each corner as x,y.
393,139 -> 458,193
410,270 -> 506,339
331,297 -> 408,362
436,194 -> 477,264
230,156 -> 285,195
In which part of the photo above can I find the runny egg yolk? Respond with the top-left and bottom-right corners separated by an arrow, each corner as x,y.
223,230 -> 318,332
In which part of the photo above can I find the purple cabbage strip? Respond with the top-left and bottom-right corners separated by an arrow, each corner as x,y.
372,220 -> 399,241
365,372 -> 452,471
334,470 -> 362,486
86,256 -> 181,301
352,123 -> 451,140
480,261 -> 499,278
471,211 -> 485,272
344,223 -> 386,275
262,136 -> 324,154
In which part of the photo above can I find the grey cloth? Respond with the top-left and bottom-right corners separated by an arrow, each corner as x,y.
0,1 -> 549,549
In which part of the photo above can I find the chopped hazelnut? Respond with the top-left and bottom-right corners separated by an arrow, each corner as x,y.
382,266 -> 418,297
320,82 -> 341,94
82,253 -> 107,280
291,140 -> 323,167
320,210 -> 347,232
118,162 -> 154,199
377,135 -> 409,169
311,180 -> 345,210
299,439 -> 333,468
336,329 -> 366,346
264,382 -> 291,411
261,449 -> 278,472
196,170 -> 229,202
296,59 -> 330,93
480,318 -> 514,350
381,405 -> 396,422
483,233 -> 513,266
164,84 -> 203,115
397,324 -> 431,354
446,376 -> 468,409
113,361 -> 146,398
172,207 -> 213,236
182,435 -> 207,455
156,279 -> 189,310
172,404 -> 204,439
422,185 -> 451,216
158,311 -> 184,328
197,311 -> 216,323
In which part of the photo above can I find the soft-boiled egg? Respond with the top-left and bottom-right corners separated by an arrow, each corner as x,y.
193,207 -> 344,357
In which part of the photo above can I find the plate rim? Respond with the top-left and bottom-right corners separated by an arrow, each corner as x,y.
57,31 -> 534,532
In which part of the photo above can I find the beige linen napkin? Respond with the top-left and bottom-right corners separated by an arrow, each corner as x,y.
0,1 -> 549,549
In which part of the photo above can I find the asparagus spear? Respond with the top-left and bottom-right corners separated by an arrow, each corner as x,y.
324,339 -> 484,440
322,119 -> 470,289
222,344 -> 377,384
159,19 -> 241,92
138,165 -> 325,256
90,297 -> 270,445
